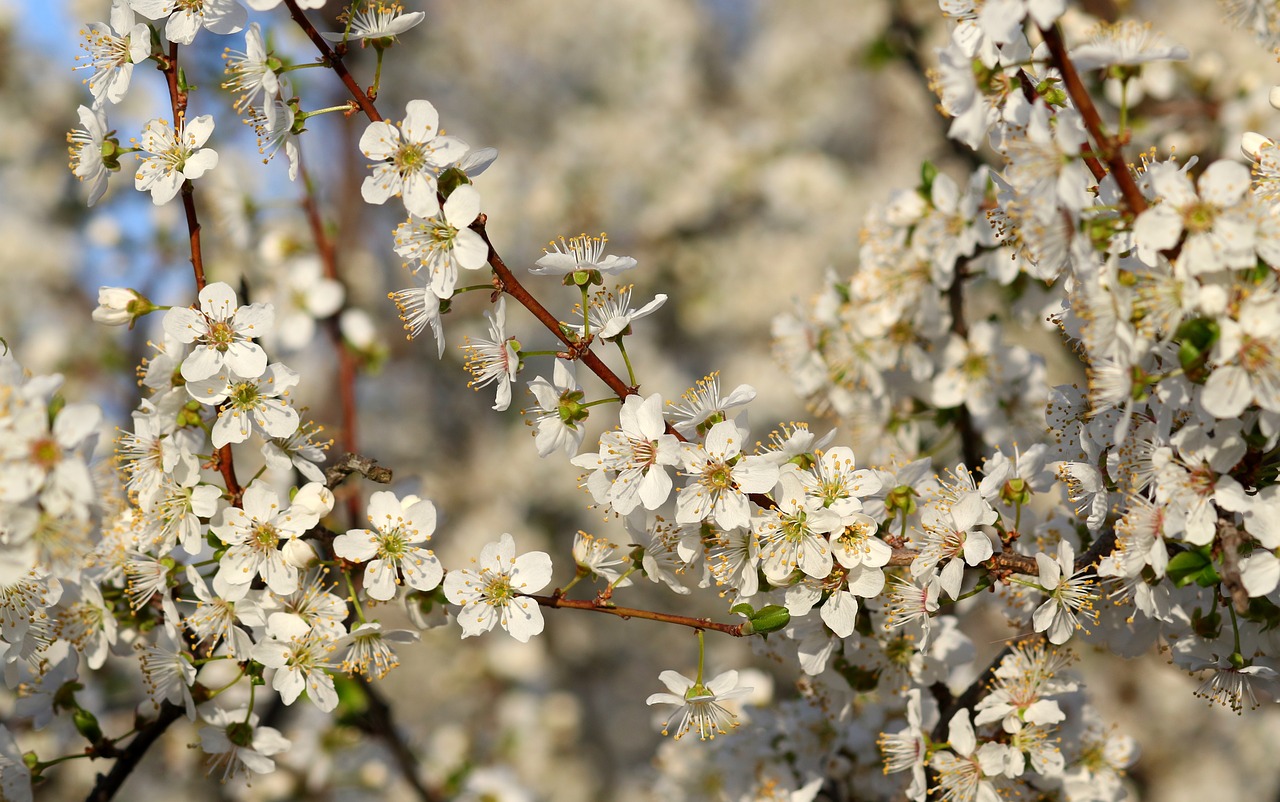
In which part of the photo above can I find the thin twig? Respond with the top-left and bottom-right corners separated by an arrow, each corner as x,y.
528,593 -> 748,636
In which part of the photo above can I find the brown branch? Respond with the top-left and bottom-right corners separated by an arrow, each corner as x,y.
1039,24 -> 1147,216
928,639 -> 1027,743
324,451 -> 394,489
158,42 -> 241,504
282,0 -> 381,122
1216,517 -> 1250,615
887,523 -> 1116,577
84,701 -> 184,802
528,593 -> 748,636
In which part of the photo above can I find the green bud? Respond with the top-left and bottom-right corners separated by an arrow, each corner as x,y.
23,751 -> 38,770
73,708 -> 103,744
919,161 -> 938,198
1175,317 -> 1220,382
741,604 -> 790,636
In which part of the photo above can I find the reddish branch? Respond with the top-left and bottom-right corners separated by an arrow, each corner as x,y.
528,593 -> 748,636
298,157 -> 362,523
282,0 -> 381,122
1039,24 -> 1148,216
157,41 -> 242,503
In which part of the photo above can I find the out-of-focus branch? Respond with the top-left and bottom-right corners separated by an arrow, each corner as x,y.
944,264 -> 985,473
84,702 -> 185,802
298,154 -> 363,524
354,679 -> 445,802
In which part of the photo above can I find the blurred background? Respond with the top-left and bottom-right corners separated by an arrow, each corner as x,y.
6,0 -> 1280,799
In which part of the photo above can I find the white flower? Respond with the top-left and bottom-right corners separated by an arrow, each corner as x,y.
1070,20 -> 1189,70
676,420 -> 779,530
668,374 -> 756,437
211,482 -> 328,596
261,419 -> 329,483
1132,160 -> 1255,274
645,669 -> 751,740
76,0 -> 150,107
878,689 -> 931,801
185,565 -> 259,658
92,286 -> 149,326
137,625 -> 197,718
1032,541 -> 1097,645
0,725 -> 32,802
198,704 -> 290,781
333,491 -> 442,601
572,392 -> 681,515
392,184 -> 488,298
322,2 -> 424,44
569,286 -> 667,340
462,298 -> 520,411
263,257 -> 344,352
359,99 -> 468,218
163,281 -> 272,381
129,0 -> 247,46
929,711 -> 1008,802
337,621 -> 418,678
390,280 -> 447,357
1202,290 -> 1280,418
222,22 -> 279,114
531,233 -> 637,277
526,360 -> 587,458
571,531 -> 631,587
910,492 -> 998,599
135,114 -> 219,204
253,612 -> 339,711
443,533 -> 553,642
0,397 -> 100,519
185,363 -> 301,448
251,96 -> 300,180
67,105 -> 114,206
753,472 -> 842,582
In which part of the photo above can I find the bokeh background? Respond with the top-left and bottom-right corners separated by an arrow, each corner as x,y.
5,0 -> 1280,799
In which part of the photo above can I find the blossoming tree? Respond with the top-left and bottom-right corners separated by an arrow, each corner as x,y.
5,0 -> 1280,799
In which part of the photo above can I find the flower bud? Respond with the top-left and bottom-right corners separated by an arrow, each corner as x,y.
740,604 -> 790,636
92,286 -> 154,328
73,708 -> 103,743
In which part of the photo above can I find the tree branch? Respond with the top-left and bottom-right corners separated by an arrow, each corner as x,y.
528,593 -> 748,636
84,702 -> 184,802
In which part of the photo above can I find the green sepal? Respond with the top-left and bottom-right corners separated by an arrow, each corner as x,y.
1166,546 -> 1220,588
